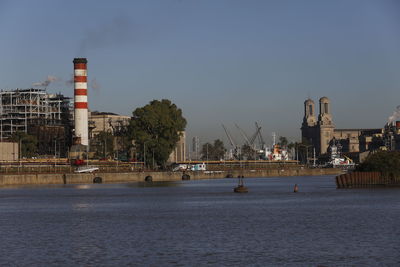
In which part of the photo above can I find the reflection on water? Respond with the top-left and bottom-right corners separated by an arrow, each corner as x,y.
0,176 -> 399,266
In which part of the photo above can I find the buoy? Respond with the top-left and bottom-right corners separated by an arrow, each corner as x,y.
294,184 -> 299,193
233,176 -> 248,193
234,185 -> 248,193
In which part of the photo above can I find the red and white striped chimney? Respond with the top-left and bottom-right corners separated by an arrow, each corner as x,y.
73,58 -> 89,146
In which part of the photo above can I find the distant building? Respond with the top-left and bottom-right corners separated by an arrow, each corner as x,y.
192,136 -> 200,160
0,142 -> 18,161
168,131 -> 186,162
301,97 -> 382,156
89,111 -> 130,137
0,88 -> 72,157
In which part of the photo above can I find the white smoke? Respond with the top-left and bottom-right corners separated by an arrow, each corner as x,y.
90,78 -> 100,92
388,105 -> 400,125
33,75 -> 60,87
65,74 -> 74,87
65,75 -> 101,93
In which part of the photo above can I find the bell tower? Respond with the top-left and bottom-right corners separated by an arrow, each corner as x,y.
301,98 -> 317,146
318,97 -> 334,155
303,98 -> 316,127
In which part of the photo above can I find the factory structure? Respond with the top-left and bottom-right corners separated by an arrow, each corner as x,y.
0,58 -> 186,163
301,97 -> 400,162
0,88 -> 72,157
73,58 -> 89,146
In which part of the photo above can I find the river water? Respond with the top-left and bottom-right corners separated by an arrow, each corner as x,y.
0,175 -> 399,266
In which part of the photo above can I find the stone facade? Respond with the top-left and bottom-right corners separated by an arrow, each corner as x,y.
301,97 -> 382,156
168,131 -> 186,163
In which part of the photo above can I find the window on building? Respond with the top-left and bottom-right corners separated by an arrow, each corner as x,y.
309,105 -> 313,116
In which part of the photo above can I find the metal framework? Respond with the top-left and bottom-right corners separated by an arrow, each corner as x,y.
0,89 -> 72,149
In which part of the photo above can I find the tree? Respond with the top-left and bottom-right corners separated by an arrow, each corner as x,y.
356,151 -> 400,178
91,131 -> 114,159
129,99 -> 186,168
10,131 -> 38,158
201,139 -> 226,161
278,136 -> 288,148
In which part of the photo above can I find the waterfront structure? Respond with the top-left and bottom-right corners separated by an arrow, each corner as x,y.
301,97 -> 382,156
73,58 -> 89,146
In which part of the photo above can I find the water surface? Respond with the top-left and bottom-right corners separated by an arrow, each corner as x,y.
0,176 -> 399,266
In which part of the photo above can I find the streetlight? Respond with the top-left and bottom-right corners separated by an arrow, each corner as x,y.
206,143 -> 209,163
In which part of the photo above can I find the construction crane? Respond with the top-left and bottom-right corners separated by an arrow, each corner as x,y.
255,122 -> 265,149
235,124 -> 251,146
235,123 -> 262,149
222,124 -> 240,159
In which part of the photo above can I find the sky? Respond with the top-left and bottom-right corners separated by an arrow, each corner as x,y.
1,0 -> 400,148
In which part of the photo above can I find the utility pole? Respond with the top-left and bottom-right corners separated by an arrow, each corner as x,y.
143,142 -> 146,169
313,147 -> 316,167
54,139 -> 57,171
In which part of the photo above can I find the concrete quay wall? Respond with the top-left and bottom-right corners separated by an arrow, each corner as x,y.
0,168 -> 341,186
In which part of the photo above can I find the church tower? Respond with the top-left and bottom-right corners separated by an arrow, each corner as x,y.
301,98 -> 317,145
317,97 -> 335,155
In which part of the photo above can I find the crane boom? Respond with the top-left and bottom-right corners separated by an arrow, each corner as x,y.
255,122 -> 265,148
222,124 -> 236,148
235,124 -> 251,146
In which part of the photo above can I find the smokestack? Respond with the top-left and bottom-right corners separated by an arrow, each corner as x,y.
73,58 -> 89,146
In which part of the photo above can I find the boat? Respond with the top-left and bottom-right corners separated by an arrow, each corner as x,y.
75,166 -> 99,173
326,141 -> 355,170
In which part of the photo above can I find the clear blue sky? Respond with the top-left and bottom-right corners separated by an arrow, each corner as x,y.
1,0 -> 400,146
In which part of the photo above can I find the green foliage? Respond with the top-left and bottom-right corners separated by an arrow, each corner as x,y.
91,131 -> 114,159
356,151 -> 400,177
129,99 -> 186,168
10,131 -> 38,158
278,136 -> 288,148
201,139 -> 226,161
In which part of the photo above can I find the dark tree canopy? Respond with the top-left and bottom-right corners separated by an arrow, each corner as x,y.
201,139 -> 226,161
91,131 -> 114,159
278,136 -> 288,148
357,151 -> 400,178
129,99 -> 186,168
10,131 -> 38,158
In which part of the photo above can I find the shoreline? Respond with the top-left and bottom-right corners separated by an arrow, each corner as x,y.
0,168 -> 341,187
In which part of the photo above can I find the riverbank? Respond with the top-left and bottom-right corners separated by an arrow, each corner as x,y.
0,167 -> 341,186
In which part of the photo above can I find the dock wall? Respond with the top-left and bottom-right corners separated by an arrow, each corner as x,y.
0,168 -> 341,186
336,172 -> 400,188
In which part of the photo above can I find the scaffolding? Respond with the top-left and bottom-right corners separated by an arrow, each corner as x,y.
0,88 -> 72,156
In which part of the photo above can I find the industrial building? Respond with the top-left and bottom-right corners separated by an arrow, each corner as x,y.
89,112 -> 130,137
0,88 -> 72,157
168,131 -> 186,163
